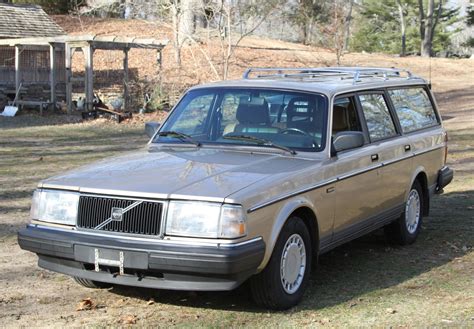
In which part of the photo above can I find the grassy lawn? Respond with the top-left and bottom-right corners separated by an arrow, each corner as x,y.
0,97 -> 473,327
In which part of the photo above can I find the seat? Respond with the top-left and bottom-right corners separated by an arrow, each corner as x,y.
224,97 -> 278,134
286,97 -> 320,133
332,105 -> 350,134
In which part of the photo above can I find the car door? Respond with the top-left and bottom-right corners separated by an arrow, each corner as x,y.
331,94 -> 384,243
357,91 -> 413,218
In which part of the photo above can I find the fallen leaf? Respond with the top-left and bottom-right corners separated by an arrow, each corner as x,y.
120,315 -> 137,324
385,308 -> 397,314
147,299 -> 155,306
76,298 -> 94,311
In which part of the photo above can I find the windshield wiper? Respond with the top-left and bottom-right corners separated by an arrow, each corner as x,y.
157,131 -> 201,147
223,134 -> 296,155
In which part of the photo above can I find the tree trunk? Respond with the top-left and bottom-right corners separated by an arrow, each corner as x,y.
343,0 -> 354,51
396,0 -> 406,56
171,1 -> 181,67
179,0 -> 196,39
418,0 -> 425,45
421,0 -> 435,57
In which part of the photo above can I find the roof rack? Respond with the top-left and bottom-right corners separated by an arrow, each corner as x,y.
242,67 -> 417,84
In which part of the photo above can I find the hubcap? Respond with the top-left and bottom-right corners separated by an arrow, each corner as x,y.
280,233 -> 306,294
405,189 -> 421,234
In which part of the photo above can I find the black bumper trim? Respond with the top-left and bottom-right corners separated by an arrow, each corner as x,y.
18,225 -> 265,290
436,166 -> 454,193
38,255 -> 248,291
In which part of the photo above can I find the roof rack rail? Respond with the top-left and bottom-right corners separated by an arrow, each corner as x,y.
242,67 -> 416,84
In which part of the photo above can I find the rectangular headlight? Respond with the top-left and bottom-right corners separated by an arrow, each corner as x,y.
30,190 -> 79,226
165,201 -> 247,239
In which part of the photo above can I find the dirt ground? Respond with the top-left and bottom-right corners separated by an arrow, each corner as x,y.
1,17 -> 474,328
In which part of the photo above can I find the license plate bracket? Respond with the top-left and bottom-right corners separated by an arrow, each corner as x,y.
74,245 -> 148,274
94,248 -> 124,275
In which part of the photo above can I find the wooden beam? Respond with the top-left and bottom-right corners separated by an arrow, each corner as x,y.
123,48 -> 129,110
84,45 -> 94,111
14,46 -> 20,98
65,44 -> 72,113
49,44 -> 56,111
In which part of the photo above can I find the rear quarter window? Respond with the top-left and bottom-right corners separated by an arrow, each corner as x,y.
388,87 -> 439,133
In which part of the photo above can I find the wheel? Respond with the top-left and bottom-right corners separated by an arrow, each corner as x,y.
73,277 -> 112,289
280,128 -> 311,136
250,216 -> 312,310
385,180 -> 423,245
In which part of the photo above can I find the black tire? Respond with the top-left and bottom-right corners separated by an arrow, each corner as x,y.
385,180 -> 423,245
73,277 -> 112,289
250,216 -> 312,310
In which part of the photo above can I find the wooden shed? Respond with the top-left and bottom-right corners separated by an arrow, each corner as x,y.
0,3 -> 66,109
0,3 -> 168,114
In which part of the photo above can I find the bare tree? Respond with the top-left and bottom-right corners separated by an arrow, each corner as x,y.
166,0 -> 281,79
318,0 -> 347,65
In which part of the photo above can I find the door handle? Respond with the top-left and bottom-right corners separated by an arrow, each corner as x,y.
371,154 -> 379,162
404,144 -> 411,151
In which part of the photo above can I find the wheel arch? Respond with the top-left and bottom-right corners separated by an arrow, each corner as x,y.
259,197 -> 320,270
408,167 -> 430,216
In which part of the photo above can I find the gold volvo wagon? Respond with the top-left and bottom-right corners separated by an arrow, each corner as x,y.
18,67 -> 453,309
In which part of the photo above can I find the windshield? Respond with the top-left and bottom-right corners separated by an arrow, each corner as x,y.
153,88 -> 328,152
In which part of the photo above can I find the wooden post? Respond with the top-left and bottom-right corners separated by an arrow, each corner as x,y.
65,43 -> 72,113
49,44 -> 56,111
14,45 -> 20,101
84,45 -> 94,111
123,48 -> 129,110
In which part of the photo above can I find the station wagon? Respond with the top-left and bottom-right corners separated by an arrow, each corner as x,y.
18,67 -> 453,309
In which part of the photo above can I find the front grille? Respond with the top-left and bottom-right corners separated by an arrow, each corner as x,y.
77,195 -> 163,236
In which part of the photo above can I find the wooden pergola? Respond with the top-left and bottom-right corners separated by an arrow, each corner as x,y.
0,35 -> 167,113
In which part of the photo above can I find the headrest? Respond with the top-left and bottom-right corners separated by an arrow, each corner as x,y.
236,97 -> 270,125
287,97 -> 313,116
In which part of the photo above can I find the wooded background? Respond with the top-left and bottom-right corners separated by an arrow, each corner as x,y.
1,0 -> 472,61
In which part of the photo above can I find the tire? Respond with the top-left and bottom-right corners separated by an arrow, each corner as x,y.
250,216 -> 312,310
73,277 -> 112,289
385,180 -> 423,245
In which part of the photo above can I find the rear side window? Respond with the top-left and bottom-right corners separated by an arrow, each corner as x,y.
359,93 -> 397,141
388,87 -> 438,133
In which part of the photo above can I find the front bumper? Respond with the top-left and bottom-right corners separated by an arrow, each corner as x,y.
18,225 -> 265,291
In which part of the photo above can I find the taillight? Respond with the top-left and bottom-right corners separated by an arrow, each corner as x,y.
444,131 -> 448,165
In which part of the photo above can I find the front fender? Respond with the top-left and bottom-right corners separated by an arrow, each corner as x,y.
257,196 -> 318,271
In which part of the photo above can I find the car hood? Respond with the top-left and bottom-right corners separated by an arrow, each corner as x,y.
41,146 -> 317,202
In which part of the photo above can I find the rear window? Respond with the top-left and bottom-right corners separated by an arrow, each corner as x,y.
388,87 -> 438,133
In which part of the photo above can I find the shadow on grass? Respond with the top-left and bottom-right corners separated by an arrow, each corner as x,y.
107,189 -> 473,313
0,114 -> 83,130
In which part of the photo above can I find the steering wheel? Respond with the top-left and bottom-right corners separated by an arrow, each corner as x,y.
280,128 -> 311,137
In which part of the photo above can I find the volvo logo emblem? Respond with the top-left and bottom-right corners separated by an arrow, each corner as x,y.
94,201 -> 143,230
111,207 -> 123,221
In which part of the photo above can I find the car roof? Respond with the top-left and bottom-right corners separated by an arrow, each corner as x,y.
189,67 -> 428,98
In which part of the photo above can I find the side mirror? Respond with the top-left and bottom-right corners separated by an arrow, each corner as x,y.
145,122 -> 161,138
332,131 -> 365,154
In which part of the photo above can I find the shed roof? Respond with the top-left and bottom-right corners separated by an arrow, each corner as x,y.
0,35 -> 168,50
0,3 -> 66,39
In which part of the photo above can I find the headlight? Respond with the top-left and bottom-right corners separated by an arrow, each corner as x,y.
165,201 -> 247,239
30,190 -> 79,226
